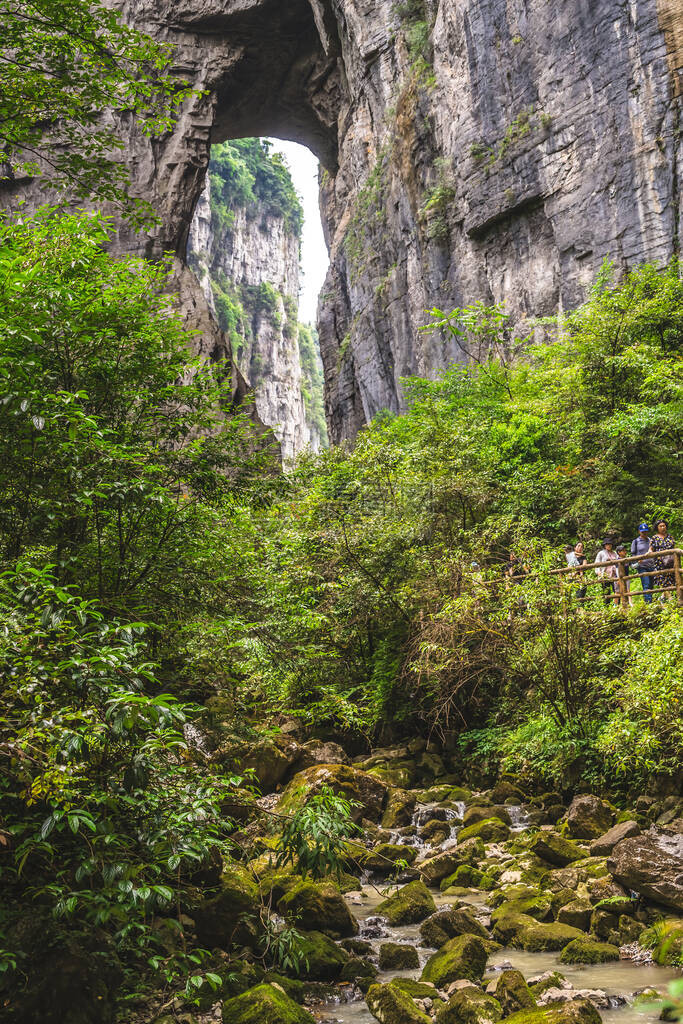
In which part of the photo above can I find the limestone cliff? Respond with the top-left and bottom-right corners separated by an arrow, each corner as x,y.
3,0 -> 680,443
187,139 -> 326,459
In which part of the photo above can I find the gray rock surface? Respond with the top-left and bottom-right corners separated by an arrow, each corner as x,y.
607,823 -> 683,911
187,175 -> 318,459
4,0 -> 681,442
589,820 -> 641,858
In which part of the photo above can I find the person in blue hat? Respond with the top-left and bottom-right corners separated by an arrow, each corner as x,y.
630,522 -> 654,603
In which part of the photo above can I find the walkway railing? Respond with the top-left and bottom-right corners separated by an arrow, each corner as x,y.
549,548 -> 683,607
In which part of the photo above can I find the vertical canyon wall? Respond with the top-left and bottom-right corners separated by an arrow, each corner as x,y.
3,0 -> 680,443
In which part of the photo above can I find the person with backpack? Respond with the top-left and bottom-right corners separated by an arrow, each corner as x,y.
649,519 -> 676,600
630,522 -> 655,604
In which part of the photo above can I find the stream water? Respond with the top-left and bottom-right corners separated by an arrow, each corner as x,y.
313,803 -> 681,1024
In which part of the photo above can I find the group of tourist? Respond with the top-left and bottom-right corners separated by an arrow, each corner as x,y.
563,520 -> 676,605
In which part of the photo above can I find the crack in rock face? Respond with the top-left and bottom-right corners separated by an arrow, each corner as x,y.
6,0 -> 681,442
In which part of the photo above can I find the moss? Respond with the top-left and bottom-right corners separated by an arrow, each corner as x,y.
392,978 -> 439,999
277,880 -> 358,939
360,842 -> 418,873
491,894 -> 553,925
421,934 -> 488,987
420,906 -> 489,947
193,862 -> 260,949
517,921 -> 585,953
494,969 -> 536,1014
529,972 -> 566,998
294,930 -> 349,981
378,880 -> 437,925
529,833 -> 588,867
458,818 -> 510,844
438,986 -> 502,1024
505,1001 -> 601,1024
379,942 -> 420,970
382,789 -> 417,828
559,938 -> 620,964
222,983 -> 315,1024
366,982 -> 432,1024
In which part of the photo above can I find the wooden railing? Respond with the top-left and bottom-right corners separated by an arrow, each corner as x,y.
549,548 -> 683,608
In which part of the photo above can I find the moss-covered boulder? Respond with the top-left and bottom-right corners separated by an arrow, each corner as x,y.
366,982 -> 432,1024
295,930 -> 349,981
529,833 -> 588,868
379,942 -> 420,970
491,895 -> 554,926
458,818 -> 511,844
382,789 -> 417,829
505,998 -> 601,1024
221,983 -> 315,1024
278,764 -> 388,822
277,880 -> 358,939
566,796 -> 614,840
517,921 -> 585,952
361,843 -> 418,873
378,880 -> 437,925
528,972 -> 567,999
418,851 -> 463,885
421,934 -> 488,987
420,906 -> 489,948
556,900 -> 592,931
421,819 -> 452,844
559,938 -> 620,964
393,978 -> 441,999
494,970 -> 537,1015
491,911 -> 536,946
193,862 -> 260,949
490,781 -> 526,804
443,864 -> 484,888
438,986 -> 502,1024
463,805 -> 512,828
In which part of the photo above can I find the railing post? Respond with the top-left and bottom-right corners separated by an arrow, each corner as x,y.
617,559 -> 629,609
674,551 -> 683,607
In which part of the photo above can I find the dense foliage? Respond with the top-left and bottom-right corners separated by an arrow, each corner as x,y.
197,262 -> 683,790
0,0 -> 191,225
209,139 -> 304,236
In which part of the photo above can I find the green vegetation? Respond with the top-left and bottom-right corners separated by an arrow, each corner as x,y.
299,324 -> 328,446
210,139 -> 304,236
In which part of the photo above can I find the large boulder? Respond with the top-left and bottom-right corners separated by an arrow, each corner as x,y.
494,970 -> 537,1014
566,796 -> 614,840
222,983 -> 314,1024
607,824 -> 683,912
278,764 -> 388,822
296,739 -> 350,769
382,788 -> 417,828
420,906 -> 489,947
589,820 -> 640,857
559,938 -> 620,964
220,734 -> 301,793
421,934 -> 488,987
419,850 -> 465,885
556,900 -> 592,931
463,805 -> 512,828
439,986 -> 502,1024
193,863 -> 260,949
529,833 -> 587,867
379,941 -> 420,970
361,842 -> 418,873
377,880 -> 437,925
505,998 -> 601,1024
294,931 -> 350,981
516,921 -> 585,952
458,818 -> 510,844
277,880 -> 358,938
366,982 -> 432,1024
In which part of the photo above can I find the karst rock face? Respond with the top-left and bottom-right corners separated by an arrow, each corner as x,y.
6,0 -> 681,442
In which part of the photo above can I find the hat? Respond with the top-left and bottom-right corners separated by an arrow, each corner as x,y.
602,538 -> 614,546
638,522 -> 650,532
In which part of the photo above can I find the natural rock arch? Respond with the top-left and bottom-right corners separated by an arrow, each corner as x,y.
6,0 -> 682,442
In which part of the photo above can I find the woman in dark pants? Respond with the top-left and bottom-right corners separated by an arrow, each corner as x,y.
649,520 -> 676,600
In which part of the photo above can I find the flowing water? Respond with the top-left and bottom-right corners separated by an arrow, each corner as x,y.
313,802 -> 681,1024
